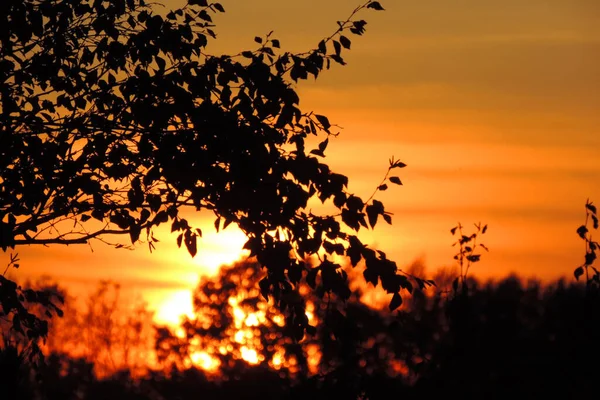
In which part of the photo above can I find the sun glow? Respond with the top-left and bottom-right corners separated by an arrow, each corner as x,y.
154,290 -> 194,325
190,351 -> 221,372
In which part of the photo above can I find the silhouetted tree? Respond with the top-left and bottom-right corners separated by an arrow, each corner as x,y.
1,0 -> 422,350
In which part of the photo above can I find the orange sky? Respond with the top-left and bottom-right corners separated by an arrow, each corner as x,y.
8,0 -> 600,324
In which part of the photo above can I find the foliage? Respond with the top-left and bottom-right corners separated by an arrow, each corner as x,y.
5,271 -> 600,399
155,257 -> 416,384
0,258 -> 64,368
574,199 -> 599,287
45,280 -> 155,378
450,222 -> 488,294
0,0 -> 417,344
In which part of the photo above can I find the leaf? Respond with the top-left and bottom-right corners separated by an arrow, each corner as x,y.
574,266 -> 584,280
593,215 -> 599,230
383,214 -> 392,224
339,35 -> 351,49
213,3 -> 225,12
254,36 -> 262,44
577,225 -> 588,239
466,254 -> 481,263
450,227 -> 457,235
177,233 -> 183,248
389,176 -> 402,185
378,184 -> 388,191
389,292 -> 402,311
315,114 -> 331,131
367,1 -> 385,10
363,268 -> 378,286
80,214 -> 91,222
271,39 -> 280,48
585,251 -> 596,265
586,202 -> 597,215
391,160 -> 407,169
130,225 -> 141,244
333,40 -> 341,56
185,234 -> 197,257
318,40 -> 327,54
330,54 -> 346,65
318,138 -> 329,153
366,204 -> 378,229
153,210 -> 169,225
258,278 -> 270,300
140,209 -> 151,224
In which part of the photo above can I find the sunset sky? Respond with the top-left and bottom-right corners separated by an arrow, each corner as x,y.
11,0 -> 600,324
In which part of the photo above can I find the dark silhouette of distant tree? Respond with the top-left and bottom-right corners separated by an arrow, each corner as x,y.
156,258 -> 431,398
1,0 -> 423,359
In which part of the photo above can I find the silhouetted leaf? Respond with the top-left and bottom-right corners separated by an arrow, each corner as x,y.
366,204 -> 378,228
574,266 -> 584,280
340,35 -> 351,49
367,1 -> 385,10
389,292 -> 402,310
363,268 -> 378,286
577,225 -> 588,239
315,114 -> 331,131
129,225 -> 141,244
389,176 -> 402,185
318,40 -> 327,54
586,202 -> 597,214
585,252 -> 596,265
185,234 -> 197,257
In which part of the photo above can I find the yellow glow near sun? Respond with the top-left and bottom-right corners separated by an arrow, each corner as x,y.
154,289 -> 194,325
151,222 -> 250,326
190,351 -> 220,372
188,225 -> 249,275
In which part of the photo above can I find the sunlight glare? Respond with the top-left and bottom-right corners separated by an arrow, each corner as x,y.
190,351 -> 220,372
154,289 -> 194,325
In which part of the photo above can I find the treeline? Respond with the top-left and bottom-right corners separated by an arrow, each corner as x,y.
2,259 -> 600,399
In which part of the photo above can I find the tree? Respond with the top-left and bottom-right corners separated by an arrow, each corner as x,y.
1,0 -> 423,348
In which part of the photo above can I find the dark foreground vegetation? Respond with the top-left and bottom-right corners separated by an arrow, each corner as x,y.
2,265 -> 600,400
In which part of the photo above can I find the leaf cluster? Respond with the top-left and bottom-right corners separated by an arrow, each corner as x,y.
0,0 -> 408,339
